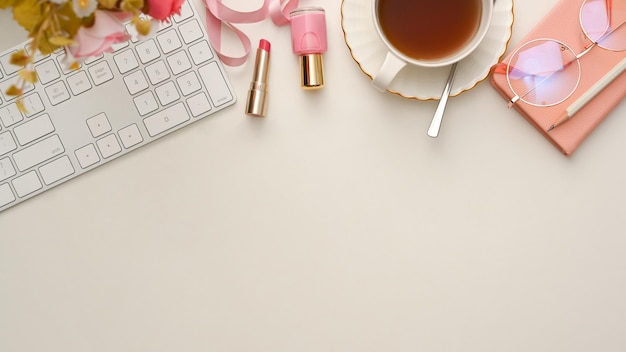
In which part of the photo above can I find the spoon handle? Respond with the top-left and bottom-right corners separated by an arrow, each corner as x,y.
428,62 -> 457,138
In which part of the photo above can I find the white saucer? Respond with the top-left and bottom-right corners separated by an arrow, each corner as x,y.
341,0 -> 514,100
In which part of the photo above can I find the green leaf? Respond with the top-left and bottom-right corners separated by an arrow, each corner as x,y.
15,99 -> 26,114
48,36 -> 76,46
98,0 -> 119,9
0,0 -> 18,9
9,50 -> 29,67
4,84 -> 22,97
18,69 -> 38,84
12,0 -> 43,33
56,1 -> 91,38
121,0 -> 144,14
37,34 -> 59,55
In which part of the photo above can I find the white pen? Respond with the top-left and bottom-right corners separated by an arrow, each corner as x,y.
548,56 -> 626,132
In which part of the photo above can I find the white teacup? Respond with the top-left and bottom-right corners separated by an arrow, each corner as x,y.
371,0 -> 494,92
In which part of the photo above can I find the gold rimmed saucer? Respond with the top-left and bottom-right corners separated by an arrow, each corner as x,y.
341,0 -> 515,101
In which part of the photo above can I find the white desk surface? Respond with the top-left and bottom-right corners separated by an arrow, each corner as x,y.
2,0 -> 626,351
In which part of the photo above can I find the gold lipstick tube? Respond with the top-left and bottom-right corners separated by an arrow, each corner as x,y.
245,39 -> 271,117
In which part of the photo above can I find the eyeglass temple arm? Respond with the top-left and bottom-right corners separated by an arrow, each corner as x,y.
490,63 -> 551,108
507,72 -> 558,108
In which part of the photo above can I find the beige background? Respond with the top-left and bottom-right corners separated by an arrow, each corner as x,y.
2,0 -> 626,351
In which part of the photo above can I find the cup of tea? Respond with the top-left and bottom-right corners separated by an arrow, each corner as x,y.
371,0 -> 494,92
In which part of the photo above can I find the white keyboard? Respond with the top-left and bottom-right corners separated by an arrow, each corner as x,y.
0,0 -> 236,213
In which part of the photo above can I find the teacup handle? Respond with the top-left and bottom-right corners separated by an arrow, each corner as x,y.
371,51 -> 407,92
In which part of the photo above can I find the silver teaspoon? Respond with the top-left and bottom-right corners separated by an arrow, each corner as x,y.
427,62 -> 457,138
427,0 -> 495,138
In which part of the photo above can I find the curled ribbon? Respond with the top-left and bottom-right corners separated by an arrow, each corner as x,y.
203,0 -> 302,66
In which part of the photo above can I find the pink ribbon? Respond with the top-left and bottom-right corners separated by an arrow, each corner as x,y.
203,0 -> 301,66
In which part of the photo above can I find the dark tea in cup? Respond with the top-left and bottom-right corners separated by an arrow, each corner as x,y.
377,0 -> 483,61
370,0 -> 492,92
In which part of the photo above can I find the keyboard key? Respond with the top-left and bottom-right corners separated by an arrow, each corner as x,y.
124,70 -> 149,94
88,61 -> 114,85
84,54 -> 103,65
12,170 -> 42,197
136,39 -> 160,64
134,91 -> 159,116
86,113 -> 112,138
173,1 -> 194,22
14,114 -> 55,146
155,81 -> 180,106
39,155 -> 74,185
67,71 -> 92,95
21,93 -> 45,117
143,102 -> 190,137
111,40 -> 129,52
74,144 -> 100,169
113,49 -> 139,74
96,134 -> 122,159
145,60 -> 170,85
186,92 -> 212,117
188,41 -> 213,65
56,53 -> 80,74
177,71 -> 201,96
118,124 -> 143,149
0,183 -> 16,207
13,134 -> 65,172
45,81 -> 71,106
35,59 -> 61,84
157,30 -> 182,54
0,78 -> 34,101
199,62 -> 233,107
156,20 -> 172,32
0,157 -> 16,182
0,50 -> 20,75
25,44 -> 50,63
0,131 -> 17,156
178,19 -> 204,44
125,23 -> 141,43
166,51 -> 191,75
0,103 -> 23,128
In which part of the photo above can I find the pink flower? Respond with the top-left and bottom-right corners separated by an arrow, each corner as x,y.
147,0 -> 185,21
69,10 -> 131,58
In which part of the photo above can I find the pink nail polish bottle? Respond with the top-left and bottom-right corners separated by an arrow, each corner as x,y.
290,7 -> 327,89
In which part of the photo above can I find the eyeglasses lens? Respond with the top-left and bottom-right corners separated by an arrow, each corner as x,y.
507,0 -> 625,106
507,39 -> 581,106
581,0 -> 626,51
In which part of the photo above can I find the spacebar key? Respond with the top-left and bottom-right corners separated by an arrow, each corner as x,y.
143,102 -> 190,137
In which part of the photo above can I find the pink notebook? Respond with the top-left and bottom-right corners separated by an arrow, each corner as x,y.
490,0 -> 626,156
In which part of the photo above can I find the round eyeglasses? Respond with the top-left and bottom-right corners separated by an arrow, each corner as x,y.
501,0 -> 626,107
